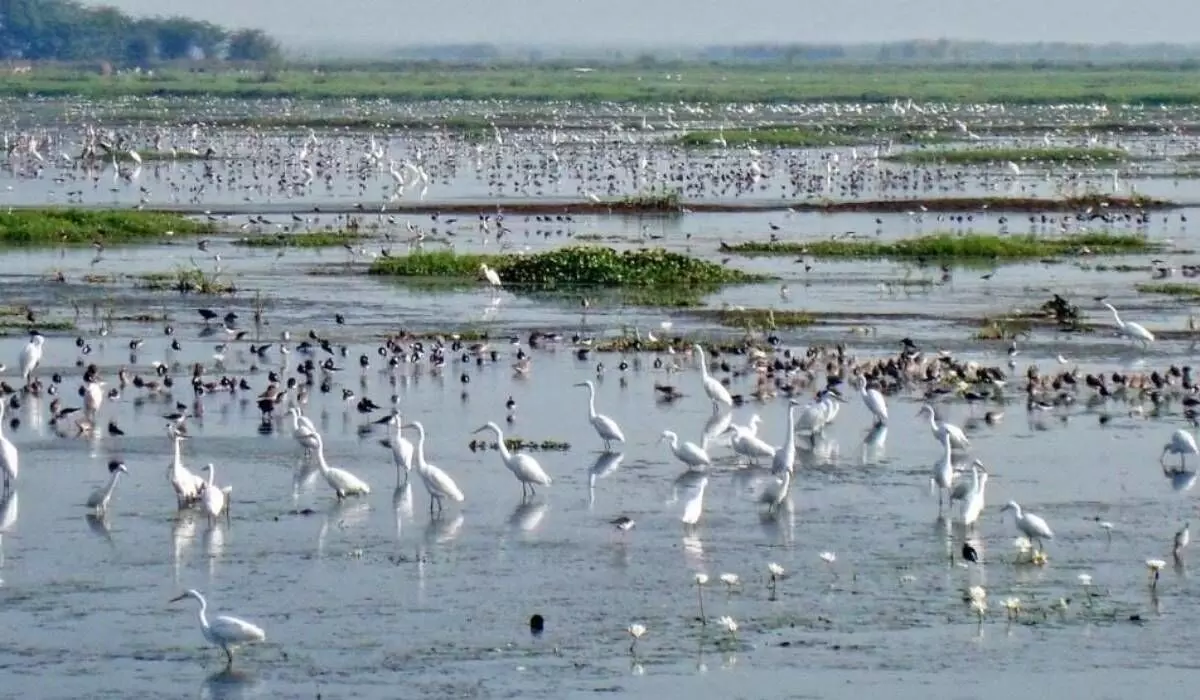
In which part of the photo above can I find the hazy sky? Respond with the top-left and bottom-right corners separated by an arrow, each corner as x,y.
84,0 -> 1200,46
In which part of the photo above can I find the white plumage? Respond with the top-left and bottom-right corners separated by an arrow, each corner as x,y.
388,412 -> 415,484
1162,429 -> 1199,470
961,463 -> 988,528
479,263 -> 502,287
574,380 -> 625,450
0,402 -> 17,494
84,380 -> 105,418
693,344 -> 733,408
18,333 -> 43,385
1002,500 -> 1054,550
312,433 -> 370,499
170,589 -> 266,668
86,459 -> 127,513
856,376 -> 888,425
474,421 -> 552,498
200,463 -> 232,523
771,399 -> 803,474
727,419 -> 776,463
167,424 -> 204,509
1105,302 -> 1154,346
931,432 -> 954,507
661,430 -> 711,470
287,407 -> 319,458
403,420 -> 465,513
917,404 -> 969,450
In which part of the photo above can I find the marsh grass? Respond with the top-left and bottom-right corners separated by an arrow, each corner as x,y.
233,232 -> 366,248
1135,282 -> 1200,297
136,267 -> 235,295
885,147 -> 1126,165
692,308 -> 816,329
675,127 -> 942,148
724,232 -> 1156,261
0,208 -> 213,245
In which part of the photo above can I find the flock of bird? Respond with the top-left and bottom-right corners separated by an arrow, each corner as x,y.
0,284 -> 1196,670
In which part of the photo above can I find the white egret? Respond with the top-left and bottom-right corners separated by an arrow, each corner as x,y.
1162,429 -> 1198,470
661,430 -> 712,470
794,389 -> 845,435
931,432 -> 954,508
199,464 -> 232,524
1104,302 -> 1154,347
917,404 -> 969,450
83,379 -> 105,418
311,433 -> 370,500
287,407 -> 319,459
0,402 -> 16,494
574,381 -> 625,450
86,459 -> 127,513
760,468 -> 791,513
479,263 -> 502,287
19,332 -> 44,385
1001,501 -> 1054,551
387,412 -> 415,485
856,376 -> 888,426
473,421 -> 552,498
403,421 -> 465,514
726,419 -> 776,464
1175,522 -> 1190,560
770,399 -> 803,474
693,344 -> 733,408
169,589 -> 266,668
167,424 -> 204,509
961,462 -> 988,528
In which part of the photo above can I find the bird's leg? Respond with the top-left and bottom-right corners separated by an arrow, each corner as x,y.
224,646 -> 233,668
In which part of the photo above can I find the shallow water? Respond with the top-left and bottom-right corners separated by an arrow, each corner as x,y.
3,99 -> 1200,698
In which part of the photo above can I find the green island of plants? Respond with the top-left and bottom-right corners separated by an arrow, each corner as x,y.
884,147 -> 1126,165
233,232 -> 365,248
0,208 -> 213,245
369,246 -> 764,306
1135,282 -> 1200,297
674,127 -> 940,149
722,232 -> 1157,261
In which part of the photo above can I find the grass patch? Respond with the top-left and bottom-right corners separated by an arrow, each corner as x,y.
15,64 -> 1200,105
233,232 -> 365,248
0,208 -> 213,246
885,147 -> 1126,165
370,246 -> 759,286
723,232 -> 1157,261
610,188 -> 684,213
674,127 -> 940,148
693,307 -> 816,329
136,267 -> 235,295
1135,282 -> 1200,297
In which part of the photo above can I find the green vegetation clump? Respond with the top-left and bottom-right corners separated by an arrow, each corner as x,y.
696,308 -> 816,329
0,208 -> 212,245
233,232 -> 365,248
370,246 -> 760,287
723,232 -> 1155,261
12,64 -> 1200,105
885,147 -> 1126,165
1135,282 -> 1200,297
676,128 -> 857,148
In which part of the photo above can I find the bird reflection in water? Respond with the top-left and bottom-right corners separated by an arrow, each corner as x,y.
202,668 -> 263,700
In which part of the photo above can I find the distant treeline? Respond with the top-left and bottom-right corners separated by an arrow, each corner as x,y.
0,0 -> 281,64
363,40 -> 1200,67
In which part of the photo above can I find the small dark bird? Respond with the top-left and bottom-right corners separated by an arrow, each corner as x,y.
529,614 -> 545,635
107,421 -> 124,436
611,516 -> 636,533
961,542 -> 979,564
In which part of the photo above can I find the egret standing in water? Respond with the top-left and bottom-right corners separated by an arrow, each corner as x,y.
170,589 -> 266,668
19,331 -> 44,387
574,381 -> 625,451
0,402 -> 17,495
931,432 -> 954,509
473,421 -> 552,499
86,459 -> 127,514
403,421 -> 465,514
287,407 -> 319,461
1001,501 -> 1054,552
771,399 -> 803,474
693,344 -> 733,409
199,464 -> 232,524
166,424 -> 204,509
311,433 -> 370,500
855,376 -> 888,426
1104,302 -> 1154,347
661,430 -> 712,470
917,404 -> 969,450
1162,429 -> 1199,470
1175,522 -> 1191,561
960,461 -> 988,529
385,411 -> 415,485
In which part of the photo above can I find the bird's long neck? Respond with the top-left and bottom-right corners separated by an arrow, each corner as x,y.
586,387 -> 598,419
207,467 -> 216,486
315,444 -> 331,474
171,438 -> 183,469
492,427 -> 511,461
783,405 -> 797,450
195,596 -> 209,632
415,429 -> 427,470
103,470 -> 121,495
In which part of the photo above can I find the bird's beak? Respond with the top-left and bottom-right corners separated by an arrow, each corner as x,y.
372,414 -> 391,425
472,426 -> 488,435
169,594 -> 186,603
